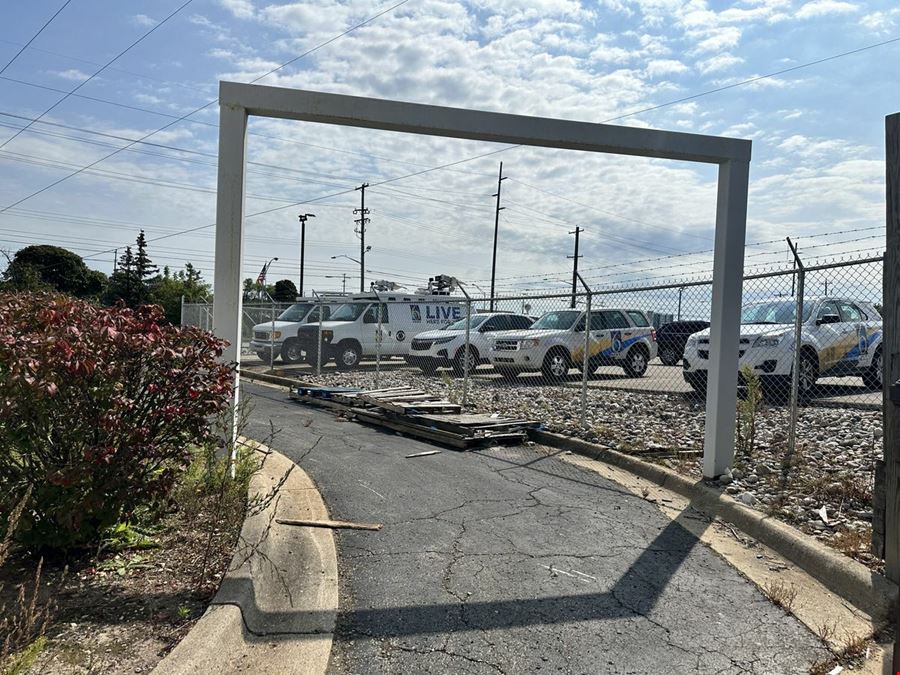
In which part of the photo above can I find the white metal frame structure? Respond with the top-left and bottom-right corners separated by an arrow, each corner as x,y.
213,81 -> 751,477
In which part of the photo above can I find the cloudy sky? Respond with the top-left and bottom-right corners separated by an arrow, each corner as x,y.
0,0 -> 897,299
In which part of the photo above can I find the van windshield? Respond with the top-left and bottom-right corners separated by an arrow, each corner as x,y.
330,303 -> 369,322
277,303 -> 313,322
444,315 -> 489,331
531,310 -> 581,331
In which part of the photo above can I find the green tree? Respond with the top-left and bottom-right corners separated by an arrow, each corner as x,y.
104,231 -> 160,307
1,245 -> 106,298
272,279 -> 298,301
243,278 -> 273,302
149,263 -> 211,324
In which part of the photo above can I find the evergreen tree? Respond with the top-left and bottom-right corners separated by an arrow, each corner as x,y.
133,230 -> 158,304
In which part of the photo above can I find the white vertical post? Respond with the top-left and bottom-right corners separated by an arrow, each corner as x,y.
703,159 -> 750,478
213,102 -> 249,448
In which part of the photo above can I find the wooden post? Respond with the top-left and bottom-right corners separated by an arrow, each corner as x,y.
886,112 -> 900,586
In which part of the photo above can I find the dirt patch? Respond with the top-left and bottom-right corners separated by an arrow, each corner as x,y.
1,504 -> 240,674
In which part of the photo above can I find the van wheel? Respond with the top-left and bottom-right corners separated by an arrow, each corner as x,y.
623,346 -> 649,377
659,345 -> 679,366
280,338 -> 303,364
862,348 -> 883,390
541,349 -> 571,382
335,342 -> 361,370
452,346 -> 479,376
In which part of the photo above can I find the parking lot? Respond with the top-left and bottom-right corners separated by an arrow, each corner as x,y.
241,354 -> 880,410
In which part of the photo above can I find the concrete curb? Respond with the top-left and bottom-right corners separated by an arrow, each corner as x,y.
152,443 -> 337,675
532,429 -> 897,624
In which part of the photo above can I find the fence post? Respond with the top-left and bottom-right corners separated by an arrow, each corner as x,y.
375,294 -> 383,390
316,293 -> 324,377
458,285 -> 472,408
786,238 -> 805,471
269,305 -> 275,372
576,272 -> 592,429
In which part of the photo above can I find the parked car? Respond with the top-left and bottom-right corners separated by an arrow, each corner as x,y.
682,296 -> 883,397
656,320 -> 710,366
296,290 -> 466,370
487,308 -> 657,382
250,300 -> 335,363
405,312 -> 534,375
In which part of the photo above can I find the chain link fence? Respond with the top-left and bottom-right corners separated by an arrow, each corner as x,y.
188,256 -> 883,567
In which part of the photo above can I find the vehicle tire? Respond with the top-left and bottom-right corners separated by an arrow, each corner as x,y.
862,348 -> 883,390
255,349 -> 272,363
684,372 -> 706,396
335,341 -> 362,370
452,346 -> 479,376
541,349 -> 571,382
623,346 -> 649,378
496,368 -> 519,382
797,351 -> 818,399
659,345 -> 680,366
280,338 -> 303,364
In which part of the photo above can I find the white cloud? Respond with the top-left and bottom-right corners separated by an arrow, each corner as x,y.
645,58 -> 688,78
219,0 -> 256,19
795,0 -> 859,20
859,8 -> 900,33
132,14 -> 156,27
696,53 -> 743,74
52,68 -> 90,81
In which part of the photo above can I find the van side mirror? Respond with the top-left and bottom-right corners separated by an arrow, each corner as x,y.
816,313 -> 840,325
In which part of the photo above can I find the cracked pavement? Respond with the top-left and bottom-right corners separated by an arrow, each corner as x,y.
242,382 -> 828,674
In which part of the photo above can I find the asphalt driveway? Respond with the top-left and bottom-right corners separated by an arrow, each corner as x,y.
242,381 -> 828,674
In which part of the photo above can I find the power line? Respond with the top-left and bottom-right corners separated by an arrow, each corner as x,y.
0,0 -> 196,151
0,0 -> 411,214
0,0 -> 73,75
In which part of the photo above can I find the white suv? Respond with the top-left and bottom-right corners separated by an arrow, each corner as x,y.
405,312 -> 534,375
487,308 -> 658,382
682,296 -> 883,397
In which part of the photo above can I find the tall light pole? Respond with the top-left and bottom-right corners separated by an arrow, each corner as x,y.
298,213 -> 315,296
331,252 -> 370,292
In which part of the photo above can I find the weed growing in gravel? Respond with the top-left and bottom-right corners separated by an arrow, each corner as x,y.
829,528 -> 872,556
804,473 -> 872,506
736,366 -> 763,458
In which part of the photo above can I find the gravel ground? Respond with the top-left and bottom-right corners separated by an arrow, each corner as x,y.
298,369 -> 882,571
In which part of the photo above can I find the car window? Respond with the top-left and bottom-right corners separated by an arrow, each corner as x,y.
510,315 -> 533,329
363,304 -> 388,324
482,316 -> 508,331
626,311 -> 649,327
602,311 -> 630,329
839,302 -> 861,322
816,301 -> 840,322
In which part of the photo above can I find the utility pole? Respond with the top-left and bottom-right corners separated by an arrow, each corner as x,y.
113,249 -> 118,274
567,227 -> 583,308
297,213 -> 315,296
354,183 -> 369,292
489,162 -> 506,311
823,278 -> 829,296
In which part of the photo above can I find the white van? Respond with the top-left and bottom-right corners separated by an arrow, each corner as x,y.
295,291 -> 466,369
250,300 -> 337,363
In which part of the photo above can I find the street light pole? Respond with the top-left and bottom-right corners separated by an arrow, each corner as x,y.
297,213 -> 315,296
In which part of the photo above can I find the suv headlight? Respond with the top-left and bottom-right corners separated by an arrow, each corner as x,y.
521,338 -> 541,348
431,336 -> 455,345
753,333 -> 785,348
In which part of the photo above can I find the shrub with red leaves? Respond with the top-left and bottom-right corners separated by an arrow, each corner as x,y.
0,293 -> 234,550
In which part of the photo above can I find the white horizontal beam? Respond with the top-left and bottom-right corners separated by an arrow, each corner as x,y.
219,81 -> 751,165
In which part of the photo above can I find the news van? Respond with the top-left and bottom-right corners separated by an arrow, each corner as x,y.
295,284 -> 467,369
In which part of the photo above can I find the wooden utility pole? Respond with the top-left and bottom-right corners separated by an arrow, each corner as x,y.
884,112 -> 900,673
489,162 -> 506,311
297,213 -> 315,296
567,227 -> 583,308
354,184 -> 369,293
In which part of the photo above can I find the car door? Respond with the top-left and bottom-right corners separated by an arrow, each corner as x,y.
601,310 -> 631,360
837,301 -> 868,371
813,300 -> 844,374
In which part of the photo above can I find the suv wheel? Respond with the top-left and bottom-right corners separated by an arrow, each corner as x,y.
798,352 -> 818,398
623,347 -> 649,377
280,338 -> 303,364
452,346 -> 479,376
862,348 -> 883,390
541,350 -> 570,382
335,342 -> 361,370
659,345 -> 679,366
